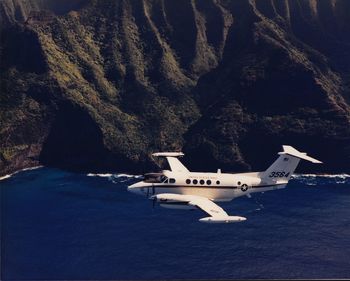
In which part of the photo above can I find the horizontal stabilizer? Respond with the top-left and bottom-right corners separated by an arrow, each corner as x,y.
152,152 -> 188,172
279,145 -> 322,163
152,152 -> 184,157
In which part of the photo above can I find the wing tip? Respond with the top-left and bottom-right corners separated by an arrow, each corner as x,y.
152,152 -> 184,157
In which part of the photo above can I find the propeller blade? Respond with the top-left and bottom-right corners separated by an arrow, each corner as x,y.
153,196 -> 156,208
149,195 -> 157,209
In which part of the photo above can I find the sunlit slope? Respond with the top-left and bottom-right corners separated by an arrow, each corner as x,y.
1,0 -> 349,175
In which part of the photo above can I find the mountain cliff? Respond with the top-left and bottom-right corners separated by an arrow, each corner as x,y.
1,0 -> 350,176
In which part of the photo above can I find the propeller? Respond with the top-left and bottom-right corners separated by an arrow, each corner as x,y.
149,185 -> 157,208
147,185 -> 155,200
150,195 -> 157,208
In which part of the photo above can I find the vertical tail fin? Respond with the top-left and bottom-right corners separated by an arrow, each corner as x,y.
262,145 -> 322,182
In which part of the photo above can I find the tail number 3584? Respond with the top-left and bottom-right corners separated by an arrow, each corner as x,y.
269,171 -> 290,178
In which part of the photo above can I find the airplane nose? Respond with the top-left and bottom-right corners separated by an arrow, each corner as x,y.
127,182 -> 142,194
127,184 -> 135,193
127,181 -> 151,196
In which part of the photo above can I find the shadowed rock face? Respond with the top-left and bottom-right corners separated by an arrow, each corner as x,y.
0,0 -> 87,26
0,0 -> 349,175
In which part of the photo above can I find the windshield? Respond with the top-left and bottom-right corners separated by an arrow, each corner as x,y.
144,174 -> 168,183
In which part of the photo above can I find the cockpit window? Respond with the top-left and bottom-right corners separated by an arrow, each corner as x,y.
144,174 -> 168,183
160,175 -> 168,183
169,178 -> 176,184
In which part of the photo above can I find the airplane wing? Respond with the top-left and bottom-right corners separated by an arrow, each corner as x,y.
152,152 -> 189,173
152,193 -> 246,223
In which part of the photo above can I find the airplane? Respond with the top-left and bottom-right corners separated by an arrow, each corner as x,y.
127,145 -> 322,223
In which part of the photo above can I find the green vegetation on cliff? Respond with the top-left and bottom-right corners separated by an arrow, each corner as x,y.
1,0 -> 350,175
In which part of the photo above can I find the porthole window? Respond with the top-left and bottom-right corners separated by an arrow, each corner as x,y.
216,180 -> 220,185
207,180 -> 211,185
169,178 -> 176,184
193,179 -> 198,185
237,181 -> 241,185
200,179 -> 205,185
186,179 -> 191,184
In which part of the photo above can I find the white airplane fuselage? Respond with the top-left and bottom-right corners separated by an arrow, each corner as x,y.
128,170 -> 287,204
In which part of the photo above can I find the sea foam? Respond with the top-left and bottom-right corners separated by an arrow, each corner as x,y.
86,172 -> 143,183
292,173 -> 350,179
87,173 -> 114,178
292,173 -> 350,185
0,166 -> 44,181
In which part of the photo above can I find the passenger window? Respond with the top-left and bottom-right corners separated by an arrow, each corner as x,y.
216,180 -> 220,185
200,180 -> 205,185
207,180 -> 211,185
186,179 -> 191,184
193,179 -> 198,185
169,178 -> 176,184
237,181 -> 241,185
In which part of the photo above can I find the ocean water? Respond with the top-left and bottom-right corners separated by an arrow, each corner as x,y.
1,167 -> 350,280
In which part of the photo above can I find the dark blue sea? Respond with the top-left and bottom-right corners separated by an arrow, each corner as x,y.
1,167 -> 350,280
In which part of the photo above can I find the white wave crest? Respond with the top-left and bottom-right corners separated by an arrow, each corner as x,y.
0,166 -> 44,181
292,173 -> 350,179
87,173 -> 141,177
87,173 -> 114,178
86,173 -> 142,183
114,173 -> 143,179
292,173 -> 350,185
0,174 -> 12,181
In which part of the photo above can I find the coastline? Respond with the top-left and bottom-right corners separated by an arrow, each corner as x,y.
1,164 -> 349,182
0,166 -> 44,181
